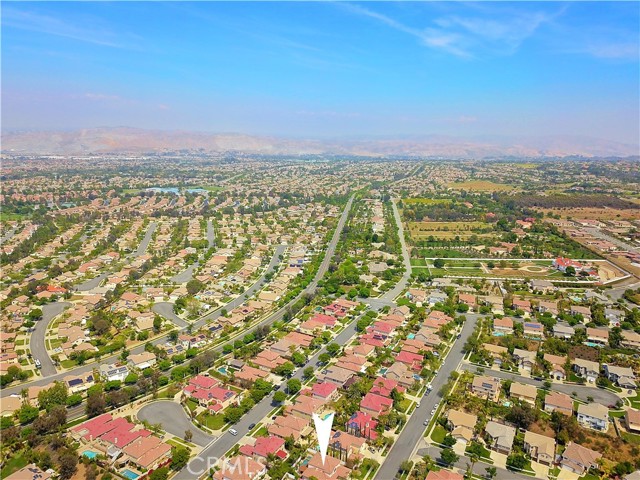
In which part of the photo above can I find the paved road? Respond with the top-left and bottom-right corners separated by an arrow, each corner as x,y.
460,363 -> 620,405
375,314 -> 482,480
174,195 -> 354,479
30,302 -> 70,377
0,225 -> 18,244
206,220 -> 215,248
381,198 -> 412,302
152,302 -> 190,328
134,221 -> 158,257
138,401 -> 214,447
170,263 -> 198,284
170,220 -> 216,284
76,272 -> 109,292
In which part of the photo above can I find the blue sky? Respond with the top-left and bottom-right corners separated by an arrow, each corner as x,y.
2,1 -> 639,144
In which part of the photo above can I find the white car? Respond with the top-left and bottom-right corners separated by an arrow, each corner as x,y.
229,428 -> 238,436
416,402 -> 421,408
35,359 -> 42,368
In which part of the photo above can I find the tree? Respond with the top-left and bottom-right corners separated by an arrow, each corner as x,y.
506,404 -> 537,429
273,391 -> 287,403
506,453 -> 528,471
291,351 -> 306,367
150,467 -> 169,480
186,279 -> 204,296
58,453 -> 78,480
27,308 -> 43,320
274,362 -> 295,377
168,330 -> 179,343
38,382 -> 68,412
319,353 -> 330,364
86,392 -> 106,418
286,378 -> 301,394
303,367 -> 314,380
565,266 -> 576,276
153,315 -> 163,332
434,258 -> 445,268
485,466 -> 497,480
171,446 -> 191,470
18,404 -> 39,424
326,343 -> 341,357
184,429 -> 193,442
442,435 -> 456,447
440,448 -> 459,466
224,407 -> 243,424
66,394 -> 82,407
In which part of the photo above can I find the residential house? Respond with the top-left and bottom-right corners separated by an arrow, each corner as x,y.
513,348 -> 537,373
622,331 -> 640,350
360,392 -> 393,419
446,409 -> 477,445
268,415 -> 310,441
428,290 -> 448,306
127,352 -> 156,370
330,430 -> 366,460
538,300 -> 559,317
300,451 -> 351,480
625,409 -> 640,433
510,382 -> 538,405
122,435 -> 172,471
530,280 -> 556,294
385,362 -> 415,388
553,324 -> 575,339
346,411 -> 379,440
483,343 -> 508,367
524,431 -> 556,466
570,305 -> 592,322
513,299 -> 532,314
577,403 -> 609,431
484,421 -> 516,455
99,363 -> 129,382
603,365 -> 636,389
573,358 -> 599,383
64,372 -> 95,394
471,376 -> 500,402
312,382 -> 340,402
318,366 -> 355,387
605,308 -> 625,327
493,317 -> 513,336
560,442 -> 602,475
426,471 -> 464,480
586,328 -> 609,347
543,353 -> 567,381
5,464 -> 52,480
544,392 -> 573,416
523,322 -> 545,339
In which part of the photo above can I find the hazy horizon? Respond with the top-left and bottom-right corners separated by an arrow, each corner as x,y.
2,2 -> 639,146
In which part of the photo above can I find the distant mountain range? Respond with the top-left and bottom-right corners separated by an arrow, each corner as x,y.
2,127 -> 638,158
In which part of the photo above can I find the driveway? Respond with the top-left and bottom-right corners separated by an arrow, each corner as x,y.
152,302 -> 189,328
137,400 -> 214,447
30,301 -> 70,377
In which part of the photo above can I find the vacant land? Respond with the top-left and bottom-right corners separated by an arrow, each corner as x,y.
538,207 -> 640,221
446,180 -> 513,192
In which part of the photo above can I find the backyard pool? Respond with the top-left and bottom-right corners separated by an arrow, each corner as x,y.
379,367 -> 388,374
122,469 -> 140,480
218,366 -> 228,375
82,451 -> 98,459
407,333 -> 416,339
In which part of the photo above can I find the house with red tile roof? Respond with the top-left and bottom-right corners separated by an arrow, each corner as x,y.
268,415 -> 310,441
370,376 -> 404,397
122,435 -> 172,470
360,392 -> 393,419
396,351 -> 423,371
330,430 -> 366,460
235,365 -> 270,384
239,435 -> 286,460
300,451 -> 351,480
346,411 -> 378,440
312,381 -> 340,402
213,455 -> 267,480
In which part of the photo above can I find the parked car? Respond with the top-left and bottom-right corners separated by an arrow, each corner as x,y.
248,423 -> 256,430
229,429 -> 238,436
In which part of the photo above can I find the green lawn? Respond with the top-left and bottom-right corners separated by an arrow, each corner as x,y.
0,452 -> 28,478
186,399 -> 199,412
196,412 -> 225,430
252,426 -> 269,437
622,432 -> 640,445
627,392 -> 640,409
580,473 -> 600,480
411,258 -> 427,266
430,425 -> 447,445
397,399 -> 412,413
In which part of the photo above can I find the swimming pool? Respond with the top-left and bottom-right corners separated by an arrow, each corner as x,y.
218,367 -> 228,375
122,469 -> 140,480
379,367 -> 388,374
585,342 -> 601,348
492,332 -> 505,337
82,451 -> 98,459
407,333 -> 416,339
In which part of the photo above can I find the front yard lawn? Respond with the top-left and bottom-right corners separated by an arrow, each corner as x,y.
196,412 -> 225,431
430,425 -> 447,445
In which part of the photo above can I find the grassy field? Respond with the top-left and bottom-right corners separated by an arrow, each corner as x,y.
408,221 -> 490,239
404,198 -> 451,205
200,186 -> 224,192
446,180 -> 514,192
410,258 -> 427,266
0,452 -> 28,478
196,412 -> 226,430
430,425 -> 447,445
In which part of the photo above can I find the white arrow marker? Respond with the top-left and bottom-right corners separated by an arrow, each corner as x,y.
312,412 -> 334,465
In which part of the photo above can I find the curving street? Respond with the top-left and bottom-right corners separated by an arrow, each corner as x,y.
137,401 -> 214,447
30,301 -> 70,377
